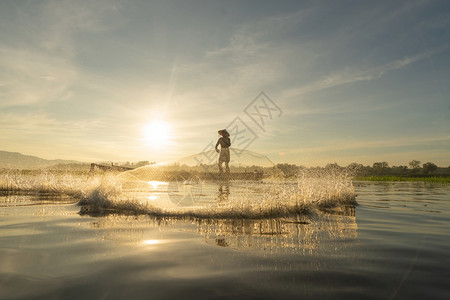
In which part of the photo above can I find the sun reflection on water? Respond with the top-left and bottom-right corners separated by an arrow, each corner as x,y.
147,181 -> 168,189
143,239 -> 161,245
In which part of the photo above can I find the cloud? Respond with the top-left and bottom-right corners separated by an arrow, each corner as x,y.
205,9 -> 312,62
41,0 -> 124,32
0,111 -> 103,136
196,9 -> 314,94
272,134 -> 450,156
264,133 -> 450,166
0,47 -> 77,108
0,110 -> 142,161
282,48 -> 445,99
0,1 -> 131,110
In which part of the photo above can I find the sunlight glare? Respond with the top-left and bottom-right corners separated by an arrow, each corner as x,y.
143,240 -> 161,245
147,180 -> 168,189
143,120 -> 171,148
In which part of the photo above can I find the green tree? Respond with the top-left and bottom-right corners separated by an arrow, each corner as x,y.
136,161 -> 150,168
346,163 -> 364,175
409,160 -> 421,169
372,162 -> 389,175
276,163 -> 299,178
391,165 -> 408,175
422,162 -> 438,174
325,163 -> 342,170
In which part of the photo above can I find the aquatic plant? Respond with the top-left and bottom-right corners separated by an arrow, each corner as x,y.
355,176 -> 450,183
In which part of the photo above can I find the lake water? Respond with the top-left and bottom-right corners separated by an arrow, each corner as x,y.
0,173 -> 449,299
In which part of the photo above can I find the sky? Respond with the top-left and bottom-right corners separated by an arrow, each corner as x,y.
1,0 -> 449,167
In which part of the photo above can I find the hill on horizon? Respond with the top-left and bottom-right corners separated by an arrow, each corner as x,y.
0,150 -> 83,169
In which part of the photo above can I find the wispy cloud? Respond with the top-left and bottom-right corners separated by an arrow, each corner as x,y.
206,9 -> 312,62
283,46 -> 448,99
0,47 -> 76,108
39,0 -> 125,52
274,134 -> 450,156
0,111 -> 103,136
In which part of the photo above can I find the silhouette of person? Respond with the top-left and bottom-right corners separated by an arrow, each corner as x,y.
215,129 -> 231,174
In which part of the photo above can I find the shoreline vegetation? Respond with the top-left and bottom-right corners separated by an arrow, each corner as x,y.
1,159 -> 449,183
275,160 -> 450,183
355,176 -> 450,183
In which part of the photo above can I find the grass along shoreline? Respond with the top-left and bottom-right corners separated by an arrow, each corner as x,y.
355,176 -> 450,182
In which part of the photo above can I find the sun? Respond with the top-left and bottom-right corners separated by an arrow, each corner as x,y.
143,120 -> 171,148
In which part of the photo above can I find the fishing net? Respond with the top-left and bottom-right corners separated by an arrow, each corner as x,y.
118,148 -> 278,182
79,148 -> 356,216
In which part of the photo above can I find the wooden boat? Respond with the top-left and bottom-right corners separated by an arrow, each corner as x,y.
90,163 -> 134,173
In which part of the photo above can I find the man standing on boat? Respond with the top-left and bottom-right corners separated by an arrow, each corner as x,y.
215,129 -> 231,174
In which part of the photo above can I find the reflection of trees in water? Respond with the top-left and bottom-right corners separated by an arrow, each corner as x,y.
196,206 -> 357,254
83,177 -> 357,254
87,206 -> 357,255
88,215 -> 151,246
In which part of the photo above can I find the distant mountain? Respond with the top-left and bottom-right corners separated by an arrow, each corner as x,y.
0,150 -> 83,169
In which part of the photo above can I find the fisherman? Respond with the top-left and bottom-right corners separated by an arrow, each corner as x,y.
215,129 -> 231,174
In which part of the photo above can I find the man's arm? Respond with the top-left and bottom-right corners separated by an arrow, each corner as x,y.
224,138 -> 231,147
215,139 -> 221,153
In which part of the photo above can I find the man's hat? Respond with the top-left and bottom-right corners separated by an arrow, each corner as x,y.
218,129 -> 229,136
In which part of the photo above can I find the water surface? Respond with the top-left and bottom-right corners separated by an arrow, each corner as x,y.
0,176 -> 449,299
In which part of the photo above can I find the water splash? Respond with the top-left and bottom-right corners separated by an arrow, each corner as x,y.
79,171 -> 356,219
0,171 -> 84,198
1,150 -> 356,218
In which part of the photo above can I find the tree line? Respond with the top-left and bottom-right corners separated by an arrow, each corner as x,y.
276,160 -> 450,178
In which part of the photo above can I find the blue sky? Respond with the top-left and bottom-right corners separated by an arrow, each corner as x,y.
1,0 -> 449,166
